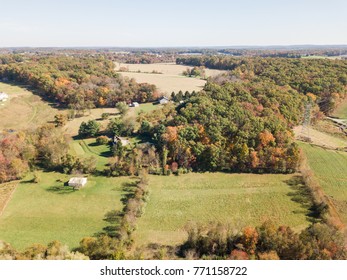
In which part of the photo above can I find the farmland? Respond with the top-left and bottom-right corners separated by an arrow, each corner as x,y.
293,125 -> 347,149
134,173 -> 313,246
0,82 -> 59,131
333,99 -> 347,120
115,62 -> 225,94
0,171 -> 132,250
299,143 -> 347,224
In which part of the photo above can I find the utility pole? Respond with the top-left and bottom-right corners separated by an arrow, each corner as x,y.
301,102 -> 312,141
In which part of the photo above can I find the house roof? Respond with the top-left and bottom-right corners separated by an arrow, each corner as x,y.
0,92 -> 9,100
68,177 -> 87,185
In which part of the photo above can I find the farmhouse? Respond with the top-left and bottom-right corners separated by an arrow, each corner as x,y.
68,177 -> 87,189
113,136 -> 130,146
158,96 -> 169,104
0,92 -> 9,102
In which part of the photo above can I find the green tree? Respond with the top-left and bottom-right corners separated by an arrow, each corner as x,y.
116,101 -> 129,116
78,120 -> 100,137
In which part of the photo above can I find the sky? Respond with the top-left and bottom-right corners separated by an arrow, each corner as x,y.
0,0 -> 346,47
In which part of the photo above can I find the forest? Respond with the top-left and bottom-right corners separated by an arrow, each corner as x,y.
0,55 -> 160,112
177,56 -> 347,114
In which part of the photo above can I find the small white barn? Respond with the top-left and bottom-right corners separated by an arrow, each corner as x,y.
0,92 -> 9,102
158,96 -> 169,104
129,102 -> 139,107
68,177 -> 87,189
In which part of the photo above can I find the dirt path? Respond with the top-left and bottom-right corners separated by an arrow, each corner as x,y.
294,125 -> 347,149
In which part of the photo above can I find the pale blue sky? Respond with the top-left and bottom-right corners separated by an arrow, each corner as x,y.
0,0 -> 346,47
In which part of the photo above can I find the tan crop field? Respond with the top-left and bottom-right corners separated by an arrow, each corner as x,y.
293,125 -> 347,149
115,62 -> 226,94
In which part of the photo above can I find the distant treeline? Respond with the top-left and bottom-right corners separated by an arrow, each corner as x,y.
177,56 -> 347,113
108,53 -> 175,64
0,55 -> 159,111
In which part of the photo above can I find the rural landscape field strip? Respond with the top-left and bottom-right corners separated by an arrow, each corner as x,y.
0,82 -> 59,131
115,62 -> 224,94
300,143 -> 347,224
0,172 -> 131,250
135,173 -> 313,246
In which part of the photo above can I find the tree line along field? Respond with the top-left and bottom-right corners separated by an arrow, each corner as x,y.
299,143 -> 347,224
134,172 -> 313,247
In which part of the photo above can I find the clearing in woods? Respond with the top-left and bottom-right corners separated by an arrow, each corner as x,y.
115,62 -> 225,94
134,173 -> 314,246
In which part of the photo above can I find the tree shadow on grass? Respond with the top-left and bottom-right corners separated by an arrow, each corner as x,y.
284,175 -> 321,223
99,150 -> 113,158
120,181 -> 138,204
46,185 -> 75,195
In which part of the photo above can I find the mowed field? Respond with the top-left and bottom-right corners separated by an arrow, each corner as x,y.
333,99 -> 347,120
115,62 -> 225,94
299,143 -> 347,224
134,173 -> 313,246
70,138 -> 112,171
0,82 -> 59,131
0,171 -> 133,250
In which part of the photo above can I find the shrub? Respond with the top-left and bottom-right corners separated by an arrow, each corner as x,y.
96,136 -> 110,145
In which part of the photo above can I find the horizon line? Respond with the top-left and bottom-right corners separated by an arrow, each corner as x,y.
1,44 -> 347,49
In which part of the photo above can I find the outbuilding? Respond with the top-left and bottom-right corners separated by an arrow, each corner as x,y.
0,92 -> 9,102
68,177 -> 87,189
158,96 -> 169,104
129,102 -> 139,107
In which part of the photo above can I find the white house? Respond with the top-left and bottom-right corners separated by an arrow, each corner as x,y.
68,177 -> 87,189
113,136 -> 130,146
158,96 -> 169,104
0,92 -> 9,102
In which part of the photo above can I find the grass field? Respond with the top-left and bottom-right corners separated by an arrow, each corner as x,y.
134,173 -> 313,246
115,62 -> 225,94
70,138 -> 112,171
333,99 -> 347,120
0,171 -> 133,250
299,143 -> 347,224
0,82 -> 59,131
